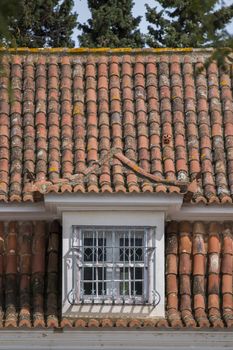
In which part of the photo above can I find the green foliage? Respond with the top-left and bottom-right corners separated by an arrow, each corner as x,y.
78,0 -> 144,47
0,0 -> 77,47
145,0 -> 233,48
0,0 -> 21,46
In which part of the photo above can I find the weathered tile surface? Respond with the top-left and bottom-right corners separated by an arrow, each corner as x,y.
0,52 -> 233,202
166,221 -> 233,328
0,220 -> 61,328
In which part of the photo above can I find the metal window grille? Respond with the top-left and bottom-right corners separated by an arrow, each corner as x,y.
68,226 -> 158,305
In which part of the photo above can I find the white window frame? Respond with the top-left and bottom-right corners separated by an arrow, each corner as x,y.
70,226 -> 156,305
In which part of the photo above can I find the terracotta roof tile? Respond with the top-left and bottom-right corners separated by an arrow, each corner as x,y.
0,51 -> 233,202
75,319 -> 86,328
165,221 -> 233,328
101,318 -> 114,328
115,319 -> 128,327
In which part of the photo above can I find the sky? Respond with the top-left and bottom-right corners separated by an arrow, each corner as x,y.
72,0 -> 233,46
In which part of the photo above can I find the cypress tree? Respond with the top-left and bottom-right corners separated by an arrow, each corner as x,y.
145,0 -> 233,48
4,0 -> 77,47
78,0 -> 144,48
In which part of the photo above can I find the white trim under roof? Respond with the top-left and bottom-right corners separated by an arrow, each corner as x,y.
0,193 -> 233,221
44,192 -> 183,218
169,204 -> 233,222
0,202 -> 55,221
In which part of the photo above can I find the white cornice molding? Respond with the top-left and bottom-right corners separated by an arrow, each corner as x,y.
1,195 -> 233,222
44,192 -> 183,218
0,202 -> 57,221
169,204 -> 233,221
0,193 -> 183,221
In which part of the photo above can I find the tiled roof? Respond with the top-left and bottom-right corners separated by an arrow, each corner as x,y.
0,220 -> 61,328
166,221 -> 233,328
0,220 -> 232,329
0,49 -> 233,203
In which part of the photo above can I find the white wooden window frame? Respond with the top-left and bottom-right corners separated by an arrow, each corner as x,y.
70,226 -> 156,305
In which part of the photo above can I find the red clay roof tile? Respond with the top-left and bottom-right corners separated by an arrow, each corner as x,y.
0,51 -> 233,202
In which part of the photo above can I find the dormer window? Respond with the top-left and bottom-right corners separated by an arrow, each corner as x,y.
57,196 -> 171,319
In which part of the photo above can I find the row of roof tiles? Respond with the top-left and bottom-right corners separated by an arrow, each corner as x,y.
0,220 -> 61,328
166,221 -> 233,328
0,220 -> 232,328
0,52 -> 233,203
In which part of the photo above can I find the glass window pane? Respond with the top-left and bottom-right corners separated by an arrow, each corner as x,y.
97,238 -> 106,261
98,267 -> 106,295
84,238 -> 93,261
83,283 -> 92,295
84,267 -> 93,280
120,267 -> 130,295
75,227 -> 149,303
135,267 -> 143,279
131,267 -> 143,296
134,238 -> 143,261
133,282 -> 143,296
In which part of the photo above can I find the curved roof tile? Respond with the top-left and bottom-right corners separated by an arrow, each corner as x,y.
0,51 -> 232,203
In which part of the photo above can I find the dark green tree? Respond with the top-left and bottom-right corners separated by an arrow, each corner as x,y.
0,0 -> 21,45
1,0 -> 77,47
78,0 -> 144,47
145,0 -> 233,48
